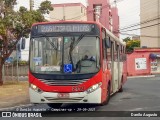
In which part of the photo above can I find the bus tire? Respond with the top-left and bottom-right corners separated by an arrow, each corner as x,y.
118,85 -> 123,92
118,77 -> 123,92
101,83 -> 110,106
47,103 -> 62,108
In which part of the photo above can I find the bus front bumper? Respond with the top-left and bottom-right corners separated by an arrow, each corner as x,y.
29,88 -> 101,104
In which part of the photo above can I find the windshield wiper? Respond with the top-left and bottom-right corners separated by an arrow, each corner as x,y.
70,34 -> 85,51
37,33 -> 58,51
69,34 -> 85,71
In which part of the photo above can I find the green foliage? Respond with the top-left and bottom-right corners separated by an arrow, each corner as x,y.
19,60 -> 28,66
38,1 -> 53,14
0,0 -> 53,68
19,6 -> 27,13
0,0 -> 53,57
123,37 -> 131,43
0,0 -> 53,38
124,38 -> 140,53
3,0 -> 17,8
12,60 -> 28,66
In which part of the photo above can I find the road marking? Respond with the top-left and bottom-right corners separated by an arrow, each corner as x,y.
129,106 -> 160,111
129,108 -> 143,111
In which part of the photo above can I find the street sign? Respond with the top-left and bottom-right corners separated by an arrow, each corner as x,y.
5,57 -> 13,63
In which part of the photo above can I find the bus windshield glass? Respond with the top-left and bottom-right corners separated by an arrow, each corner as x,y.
30,36 -> 100,74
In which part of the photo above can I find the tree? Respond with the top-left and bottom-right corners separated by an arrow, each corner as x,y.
0,0 -> 53,85
38,1 -> 53,14
123,37 -> 140,53
123,37 -> 131,43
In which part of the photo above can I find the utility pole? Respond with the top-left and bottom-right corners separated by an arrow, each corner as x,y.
30,0 -> 34,11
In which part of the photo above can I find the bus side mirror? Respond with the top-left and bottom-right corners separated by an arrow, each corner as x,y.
21,37 -> 26,49
104,38 -> 110,48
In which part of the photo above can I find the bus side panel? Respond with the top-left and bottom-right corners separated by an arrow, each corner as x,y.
122,61 -> 127,84
112,62 -> 119,93
118,62 -> 123,89
101,65 -> 111,104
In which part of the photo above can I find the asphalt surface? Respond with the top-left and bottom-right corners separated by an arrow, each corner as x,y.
1,76 -> 160,119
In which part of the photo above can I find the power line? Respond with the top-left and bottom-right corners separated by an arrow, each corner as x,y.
119,1 -> 160,31
120,16 -> 160,30
45,16 -> 61,21
118,22 -> 160,32
119,32 -> 160,38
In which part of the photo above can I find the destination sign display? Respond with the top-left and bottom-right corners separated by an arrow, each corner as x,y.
37,24 -> 93,33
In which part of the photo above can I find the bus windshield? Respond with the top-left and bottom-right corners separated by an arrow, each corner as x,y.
30,35 -> 100,74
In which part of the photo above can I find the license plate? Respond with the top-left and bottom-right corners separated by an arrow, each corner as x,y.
57,93 -> 70,98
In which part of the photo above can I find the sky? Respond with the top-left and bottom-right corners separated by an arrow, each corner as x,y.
15,0 -> 140,60
117,0 -> 140,38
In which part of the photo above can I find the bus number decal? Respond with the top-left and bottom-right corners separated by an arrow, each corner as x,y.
72,86 -> 85,92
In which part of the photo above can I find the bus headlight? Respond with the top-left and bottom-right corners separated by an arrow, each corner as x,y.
86,82 -> 102,94
30,84 -> 43,93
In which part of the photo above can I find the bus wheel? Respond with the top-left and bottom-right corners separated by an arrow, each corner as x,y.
47,103 -> 62,108
101,83 -> 110,106
118,78 -> 123,92
118,85 -> 123,92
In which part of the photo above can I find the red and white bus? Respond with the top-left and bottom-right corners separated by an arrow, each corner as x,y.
29,21 -> 127,108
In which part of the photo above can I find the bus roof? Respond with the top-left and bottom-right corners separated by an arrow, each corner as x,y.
105,27 -> 126,46
32,20 -> 100,26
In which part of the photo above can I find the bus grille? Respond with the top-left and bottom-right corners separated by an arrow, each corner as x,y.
39,79 -> 88,86
44,97 -> 84,103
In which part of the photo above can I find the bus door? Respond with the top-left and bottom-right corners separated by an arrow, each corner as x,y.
118,46 -> 123,89
112,42 -> 119,93
106,37 -> 112,92
117,45 -> 122,90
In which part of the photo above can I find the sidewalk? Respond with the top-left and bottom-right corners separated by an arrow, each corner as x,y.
0,81 -> 30,110
127,75 -> 155,79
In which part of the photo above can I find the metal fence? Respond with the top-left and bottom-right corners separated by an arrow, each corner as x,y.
2,64 -> 28,82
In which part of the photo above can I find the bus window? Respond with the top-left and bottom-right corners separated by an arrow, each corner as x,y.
102,28 -> 107,60
106,36 -> 111,61
120,45 -> 123,62
111,41 -> 114,61
117,45 -> 120,61
114,42 -> 117,61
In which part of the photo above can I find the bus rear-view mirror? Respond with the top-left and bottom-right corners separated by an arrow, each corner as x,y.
105,38 -> 110,48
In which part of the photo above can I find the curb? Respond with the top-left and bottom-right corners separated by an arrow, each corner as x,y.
127,75 -> 155,79
0,104 -> 33,111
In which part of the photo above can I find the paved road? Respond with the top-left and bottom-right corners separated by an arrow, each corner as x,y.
3,76 -> 160,119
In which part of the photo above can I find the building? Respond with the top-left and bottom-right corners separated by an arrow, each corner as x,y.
49,3 -> 87,21
127,48 -> 160,76
111,7 -> 119,38
132,35 -> 140,40
87,0 -> 110,29
140,0 -> 160,47
49,0 -> 120,37
87,0 -> 119,37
